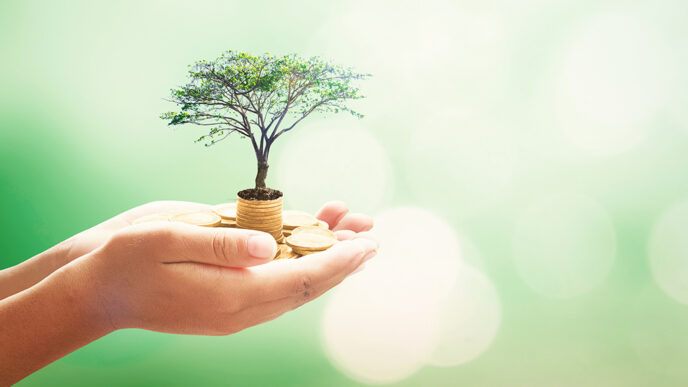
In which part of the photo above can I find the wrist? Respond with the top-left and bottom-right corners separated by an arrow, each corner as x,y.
0,253 -> 114,384
57,254 -> 118,336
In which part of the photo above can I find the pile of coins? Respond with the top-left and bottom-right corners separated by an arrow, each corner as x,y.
132,203 -> 338,260
236,196 -> 284,243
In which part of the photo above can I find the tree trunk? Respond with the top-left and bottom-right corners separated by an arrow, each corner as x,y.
255,161 -> 269,189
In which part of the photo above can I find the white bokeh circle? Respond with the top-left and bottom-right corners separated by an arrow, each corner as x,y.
405,110 -> 515,216
428,265 -> 501,367
321,207 -> 501,383
512,194 -> 616,298
275,120 -> 393,215
649,200 -> 688,304
321,207 -> 461,383
553,10 -> 676,155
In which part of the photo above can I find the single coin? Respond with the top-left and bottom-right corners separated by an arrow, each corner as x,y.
291,247 -> 317,256
291,226 -> 336,238
212,203 -> 237,220
237,208 -> 283,217
171,212 -> 222,227
219,219 -> 237,228
274,244 -> 299,260
282,210 -> 319,230
286,232 -> 336,251
237,215 -> 282,223
237,219 -> 282,230
237,197 -> 282,205
236,213 -> 283,223
133,214 -> 171,224
236,200 -> 283,209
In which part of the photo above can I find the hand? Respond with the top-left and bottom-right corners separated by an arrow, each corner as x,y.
63,200 -> 373,264
0,200 -> 376,384
0,200 -> 373,300
73,213 -> 377,335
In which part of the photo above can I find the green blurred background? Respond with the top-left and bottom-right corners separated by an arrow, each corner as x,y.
2,0 -> 688,385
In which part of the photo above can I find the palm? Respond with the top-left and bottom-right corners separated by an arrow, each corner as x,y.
63,201 -> 372,263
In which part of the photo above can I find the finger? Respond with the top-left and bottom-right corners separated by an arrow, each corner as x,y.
246,238 -> 378,302
315,201 -> 348,230
335,230 -> 356,241
142,222 -> 277,267
233,254 -> 374,329
332,213 -> 374,232
233,281 -> 337,329
126,201 -> 212,221
352,231 -> 378,245
101,201 -> 213,229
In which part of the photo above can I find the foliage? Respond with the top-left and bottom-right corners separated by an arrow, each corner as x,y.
161,51 -> 370,164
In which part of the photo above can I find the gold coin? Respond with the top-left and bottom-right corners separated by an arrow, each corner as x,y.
236,199 -> 282,209
238,209 -> 282,217
237,199 -> 282,206
274,244 -> 299,259
133,214 -> 171,224
212,203 -> 237,220
237,223 -> 283,234
286,230 -> 336,251
237,219 -> 282,230
236,213 -> 283,222
236,208 -> 283,217
236,213 -> 282,222
282,210 -> 319,230
219,219 -> 237,228
171,212 -> 222,227
291,226 -> 336,238
291,247 -> 317,256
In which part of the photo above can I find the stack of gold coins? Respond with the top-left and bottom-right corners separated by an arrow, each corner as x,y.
286,226 -> 337,255
236,196 -> 284,242
212,203 -> 237,228
282,210 -> 319,237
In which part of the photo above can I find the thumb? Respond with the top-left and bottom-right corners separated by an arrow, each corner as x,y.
149,223 -> 278,267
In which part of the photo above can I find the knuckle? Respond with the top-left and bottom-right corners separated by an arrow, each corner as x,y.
293,272 -> 313,301
211,232 -> 236,263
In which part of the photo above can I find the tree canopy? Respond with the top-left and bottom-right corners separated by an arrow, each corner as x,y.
161,51 -> 370,188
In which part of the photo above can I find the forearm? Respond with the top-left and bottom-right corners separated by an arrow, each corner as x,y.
0,239 -> 74,300
0,258 -> 113,384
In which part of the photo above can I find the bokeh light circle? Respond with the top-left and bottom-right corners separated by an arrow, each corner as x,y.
275,120 -> 393,215
553,11 -> 676,155
649,200 -> 688,304
321,207 -> 463,383
428,264 -> 501,367
512,194 -> 616,298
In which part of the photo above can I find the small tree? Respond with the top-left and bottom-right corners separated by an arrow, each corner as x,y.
161,51 -> 369,191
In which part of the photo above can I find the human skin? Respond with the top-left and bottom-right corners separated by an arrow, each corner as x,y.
0,201 -> 376,385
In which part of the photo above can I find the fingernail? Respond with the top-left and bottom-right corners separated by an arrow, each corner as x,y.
248,234 -> 276,259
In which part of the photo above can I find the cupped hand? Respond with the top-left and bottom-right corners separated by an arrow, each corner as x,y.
75,217 -> 377,335
61,200 -> 373,264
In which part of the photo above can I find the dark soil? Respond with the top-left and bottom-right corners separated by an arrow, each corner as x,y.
238,188 -> 283,201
